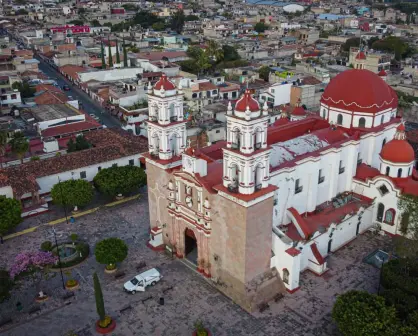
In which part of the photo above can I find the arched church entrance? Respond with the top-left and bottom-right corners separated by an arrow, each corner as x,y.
184,228 -> 198,265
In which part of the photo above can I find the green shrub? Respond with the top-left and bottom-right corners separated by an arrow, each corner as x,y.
40,241 -> 53,252
30,156 -> 40,161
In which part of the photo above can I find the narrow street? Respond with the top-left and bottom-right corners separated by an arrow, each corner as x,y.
36,57 -> 121,128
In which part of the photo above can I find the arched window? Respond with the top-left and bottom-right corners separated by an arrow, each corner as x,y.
377,203 -> 385,222
397,168 -> 402,178
337,114 -> 343,125
382,138 -> 386,150
358,117 -> 366,128
384,209 -> 395,225
282,268 -> 289,284
381,115 -> 384,124
385,166 -> 390,176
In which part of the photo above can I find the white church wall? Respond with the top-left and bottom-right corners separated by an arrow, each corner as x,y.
353,178 -> 400,235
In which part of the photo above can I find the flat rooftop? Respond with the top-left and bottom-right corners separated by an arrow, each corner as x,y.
30,104 -> 79,121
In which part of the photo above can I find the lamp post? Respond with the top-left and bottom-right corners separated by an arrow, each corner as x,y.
57,177 -> 69,225
52,227 -> 66,290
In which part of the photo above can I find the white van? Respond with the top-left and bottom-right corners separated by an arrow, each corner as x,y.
123,268 -> 162,294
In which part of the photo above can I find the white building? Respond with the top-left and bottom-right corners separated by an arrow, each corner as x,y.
259,82 -> 292,107
144,69 -> 416,310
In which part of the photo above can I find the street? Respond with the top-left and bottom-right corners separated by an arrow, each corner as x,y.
37,58 -> 121,128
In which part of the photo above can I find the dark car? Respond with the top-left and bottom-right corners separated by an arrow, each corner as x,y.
62,85 -> 70,91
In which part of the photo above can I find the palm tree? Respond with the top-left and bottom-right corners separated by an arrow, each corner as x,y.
206,40 -> 224,63
9,132 -> 29,163
0,130 -> 7,168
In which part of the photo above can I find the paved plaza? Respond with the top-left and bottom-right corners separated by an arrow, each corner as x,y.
0,195 -> 391,336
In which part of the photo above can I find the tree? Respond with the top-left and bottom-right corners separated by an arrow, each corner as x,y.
93,272 -> 105,321
132,11 -> 162,29
94,238 -> 128,270
222,45 -> 240,62
185,14 -> 199,21
381,258 -> 418,299
258,66 -> 271,82
332,290 -> 398,336
206,40 -> 224,63
90,19 -> 101,27
0,196 -> 22,237
152,22 -> 166,31
15,9 -> 28,15
254,22 -> 269,33
51,179 -> 94,208
67,135 -> 91,153
398,194 -> 418,239
9,131 -> 29,163
170,9 -> 185,33
342,37 -> 361,52
93,165 -> 146,198
108,40 -> 113,68
381,288 -> 417,320
100,40 -> 106,69
196,51 -> 211,76
68,20 -> 84,26
115,39 -> 120,64
0,130 -> 7,168
371,36 -> 413,61
123,38 -> 128,67
9,251 -> 58,295
0,269 -> 14,303
12,81 -> 35,98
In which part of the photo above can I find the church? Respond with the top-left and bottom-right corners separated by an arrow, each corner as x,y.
143,70 -> 418,312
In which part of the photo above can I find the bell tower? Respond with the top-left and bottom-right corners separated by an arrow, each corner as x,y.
212,90 -> 283,311
222,89 -> 271,195
146,74 -> 187,160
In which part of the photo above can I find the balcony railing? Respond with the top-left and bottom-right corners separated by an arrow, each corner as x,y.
339,167 -> 345,174
228,184 -> 238,193
255,184 -> 262,191
170,116 -> 178,122
151,151 -> 159,158
318,176 -> 325,184
149,116 -> 157,122
295,186 -> 303,194
230,143 -> 239,150
255,142 -> 262,150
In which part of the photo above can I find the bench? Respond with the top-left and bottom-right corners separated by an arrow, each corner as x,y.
0,318 -> 12,328
28,306 -> 41,315
274,293 -> 284,302
62,292 -> 75,301
141,296 -> 153,304
114,271 -> 126,279
136,261 -> 147,271
258,303 -> 269,313
119,305 -> 132,314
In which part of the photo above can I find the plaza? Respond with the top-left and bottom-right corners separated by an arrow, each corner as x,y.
0,196 -> 390,336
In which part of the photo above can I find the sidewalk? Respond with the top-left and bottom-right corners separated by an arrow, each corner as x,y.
4,194 -> 141,241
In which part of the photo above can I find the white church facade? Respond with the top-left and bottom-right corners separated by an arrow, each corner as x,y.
144,69 -> 417,311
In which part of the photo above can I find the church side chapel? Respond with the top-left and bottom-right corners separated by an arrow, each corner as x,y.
143,68 -> 417,311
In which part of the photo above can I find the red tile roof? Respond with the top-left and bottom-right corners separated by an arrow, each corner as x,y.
285,247 -> 301,257
41,120 -> 101,137
0,128 -> 148,197
310,243 -> 325,265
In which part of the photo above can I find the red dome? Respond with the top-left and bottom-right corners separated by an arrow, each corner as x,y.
378,69 -> 387,77
291,106 -> 306,116
235,89 -> 260,112
154,73 -> 176,91
380,124 -> 415,163
320,69 -> 397,113
355,51 -> 366,60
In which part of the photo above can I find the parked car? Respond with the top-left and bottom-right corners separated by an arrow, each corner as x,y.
62,85 -> 70,91
89,113 -> 100,121
123,268 -> 162,294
